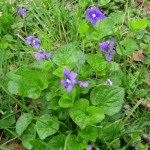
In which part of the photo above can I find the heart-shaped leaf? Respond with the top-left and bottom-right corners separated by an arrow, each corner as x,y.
66,134 -> 88,150
69,99 -> 105,129
36,114 -> 59,139
90,85 -> 125,116
78,126 -> 99,142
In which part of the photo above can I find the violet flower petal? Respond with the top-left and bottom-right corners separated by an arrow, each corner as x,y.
99,41 -> 109,52
23,8 -> 26,12
109,40 -> 114,48
78,81 -> 88,87
45,52 -> 51,58
26,36 -> 34,44
132,144 -> 135,147
34,52 -> 45,60
92,7 -> 105,19
106,52 -> 112,61
106,50 -> 115,61
68,72 -> 77,81
124,105 -> 130,110
61,79 -> 68,87
109,49 -> 115,53
63,67 -> 69,79
32,39 -> 40,50
18,9 -> 23,15
66,83 -> 72,92
91,18 -> 97,25
86,9 -> 92,15
33,43 -> 39,50
96,11 -> 106,19
72,79 -> 77,85
87,146 -> 92,150
106,79 -> 113,85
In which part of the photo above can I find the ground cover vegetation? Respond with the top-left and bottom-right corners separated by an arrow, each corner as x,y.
0,0 -> 150,149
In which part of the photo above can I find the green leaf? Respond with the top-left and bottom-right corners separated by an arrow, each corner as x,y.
86,26 -> 99,40
86,54 -> 106,73
79,22 -> 89,37
36,114 -> 59,139
7,81 -> 19,94
66,134 -> 88,150
79,0 -> 90,8
130,19 -> 150,31
29,60 -> 53,72
7,67 -> 48,99
78,126 -> 99,142
90,85 -> 125,116
53,68 -> 64,78
79,65 -> 91,78
76,50 -> 86,71
30,138 -> 48,150
48,96 -> 60,110
69,99 -> 105,129
109,76 -> 122,86
53,43 -> 78,66
133,30 -> 145,39
59,95 -> 73,108
95,12 -> 123,39
16,113 -> 33,136
100,0 -> 111,6
98,120 -> 123,142
59,88 -> 77,108
22,123 -> 36,150
48,134 -> 66,150
116,39 -> 139,55
0,114 -> 15,127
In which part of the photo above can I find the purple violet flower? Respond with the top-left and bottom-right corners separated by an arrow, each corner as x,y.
86,7 -> 105,25
99,40 -> 115,61
106,79 -> 113,85
131,141 -> 135,147
78,81 -> 88,87
26,36 -> 40,50
18,8 -> 27,16
124,105 -> 130,110
87,146 -> 92,150
35,50 -> 51,60
61,67 -> 77,93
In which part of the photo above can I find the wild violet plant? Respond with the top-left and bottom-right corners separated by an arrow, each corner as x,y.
26,36 -> 40,49
18,8 -> 27,16
1,3 -> 148,150
35,50 -> 51,60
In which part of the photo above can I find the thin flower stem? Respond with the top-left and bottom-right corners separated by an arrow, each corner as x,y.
64,131 -> 72,150
83,39 -> 85,53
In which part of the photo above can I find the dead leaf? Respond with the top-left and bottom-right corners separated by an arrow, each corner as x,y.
13,103 -> 18,111
142,134 -> 150,143
135,0 -> 150,16
35,98 -> 40,104
10,143 -> 23,150
133,50 -> 144,61
51,45 -> 58,49
9,65 -> 14,71
134,98 -> 150,109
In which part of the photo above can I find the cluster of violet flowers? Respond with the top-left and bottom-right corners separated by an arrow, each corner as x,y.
18,8 -> 51,60
86,7 -> 115,61
61,67 -> 88,92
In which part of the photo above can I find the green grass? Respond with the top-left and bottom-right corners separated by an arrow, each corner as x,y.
0,0 -> 150,149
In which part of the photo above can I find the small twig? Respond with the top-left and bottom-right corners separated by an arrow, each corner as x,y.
134,99 -> 150,109
1,137 -> 17,146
